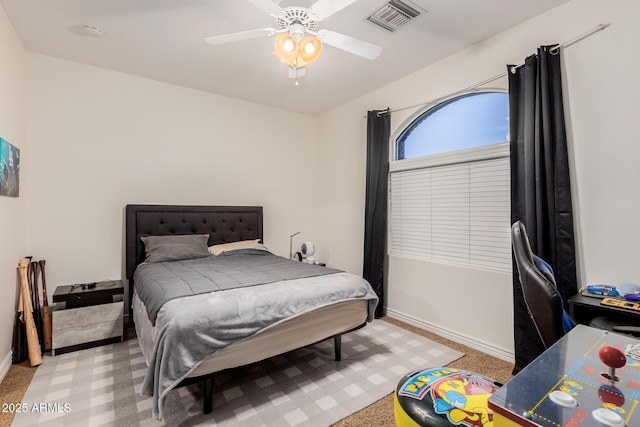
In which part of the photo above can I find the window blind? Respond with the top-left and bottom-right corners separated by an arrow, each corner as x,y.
390,152 -> 511,272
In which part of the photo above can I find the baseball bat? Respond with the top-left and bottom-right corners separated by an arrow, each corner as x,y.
18,259 -> 42,367
26,256 -> 33,307
11,290 -> 27,364
30,261 -> 44,352
39,260 -> 52,351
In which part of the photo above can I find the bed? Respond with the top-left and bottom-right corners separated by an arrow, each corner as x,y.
125,204 -> 378,420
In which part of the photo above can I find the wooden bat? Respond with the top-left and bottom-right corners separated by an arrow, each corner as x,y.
18,259 -> 42,367
30,261 -> 44,352
26,258 -> 37,324
39,260 -> 52,351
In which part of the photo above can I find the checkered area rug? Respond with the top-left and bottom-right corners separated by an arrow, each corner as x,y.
12,319 -> 463,426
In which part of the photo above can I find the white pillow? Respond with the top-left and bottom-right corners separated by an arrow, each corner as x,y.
208,239 -> 261,255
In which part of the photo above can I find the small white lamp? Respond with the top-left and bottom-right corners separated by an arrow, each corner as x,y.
289,231 -> 301,259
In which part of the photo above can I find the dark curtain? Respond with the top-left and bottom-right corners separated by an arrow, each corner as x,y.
509,46 -> 577,373
363,109 -> 390,318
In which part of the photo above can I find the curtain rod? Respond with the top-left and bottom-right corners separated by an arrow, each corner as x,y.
372,23 -> 611,117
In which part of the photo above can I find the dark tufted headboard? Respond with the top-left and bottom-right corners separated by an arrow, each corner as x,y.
125,204 -> 263,296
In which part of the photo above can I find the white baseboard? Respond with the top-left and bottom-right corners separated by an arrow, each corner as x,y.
0,351 -> 12,384
384,308 -> 515,363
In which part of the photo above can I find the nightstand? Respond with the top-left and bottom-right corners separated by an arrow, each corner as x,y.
51,280 -> 124,355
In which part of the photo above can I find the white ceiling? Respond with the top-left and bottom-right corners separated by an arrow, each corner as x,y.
2,0 -> 569,115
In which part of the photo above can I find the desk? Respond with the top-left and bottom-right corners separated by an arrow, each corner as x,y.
488,325 -> 640,426
569,293 -> 640,326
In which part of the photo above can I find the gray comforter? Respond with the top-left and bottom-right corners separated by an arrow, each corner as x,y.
134,250 -> 378,420
134,249 -> 343,325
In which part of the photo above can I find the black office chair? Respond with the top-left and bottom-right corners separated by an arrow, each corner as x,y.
511,220 -> 640,351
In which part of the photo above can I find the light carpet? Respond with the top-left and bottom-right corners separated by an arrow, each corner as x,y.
12,319 -> 463,426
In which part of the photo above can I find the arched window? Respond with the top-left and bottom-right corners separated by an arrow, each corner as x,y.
396,92 -> 508,160
389,92 -> 511,272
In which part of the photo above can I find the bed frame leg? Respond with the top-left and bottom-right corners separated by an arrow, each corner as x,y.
203,377 -> 213,414
334,335 -> 342,361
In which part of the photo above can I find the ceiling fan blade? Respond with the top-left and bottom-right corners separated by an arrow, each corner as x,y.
317,29 -> 382,60
248,0 -> 284,16
204,28 -> 277,45
309,0 -> 358,20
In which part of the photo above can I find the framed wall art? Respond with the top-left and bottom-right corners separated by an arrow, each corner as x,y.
0,137 -> 20,197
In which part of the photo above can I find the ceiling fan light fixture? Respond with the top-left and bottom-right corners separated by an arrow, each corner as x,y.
274,33 -> 322,69
304,42 -> 315,54
299,37 -> 322,64
283,39 -> 296,52
274,33 -> 300,62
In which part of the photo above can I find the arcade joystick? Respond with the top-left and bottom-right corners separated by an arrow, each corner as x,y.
599,346 -> 626,382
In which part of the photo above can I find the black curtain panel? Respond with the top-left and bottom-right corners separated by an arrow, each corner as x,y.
363,109 -> 390,318
509,46 -> 578,373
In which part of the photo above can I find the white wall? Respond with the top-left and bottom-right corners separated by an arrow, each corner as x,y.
0,6 -> 26,379
24,54 -> 321,312
562,2 -> 640,288
317,0 -> 640,360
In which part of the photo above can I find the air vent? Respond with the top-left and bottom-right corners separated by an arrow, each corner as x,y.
366,0 -> 423,32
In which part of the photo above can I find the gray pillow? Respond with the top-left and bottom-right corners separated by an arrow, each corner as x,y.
141,234 -> 210,263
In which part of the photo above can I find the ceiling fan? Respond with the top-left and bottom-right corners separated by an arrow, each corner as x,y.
204,0 -> 382,79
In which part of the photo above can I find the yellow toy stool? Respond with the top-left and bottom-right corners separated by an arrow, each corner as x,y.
394,368 -> 501,427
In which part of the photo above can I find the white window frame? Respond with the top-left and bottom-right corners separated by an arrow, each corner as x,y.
388,93 -> 511,273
